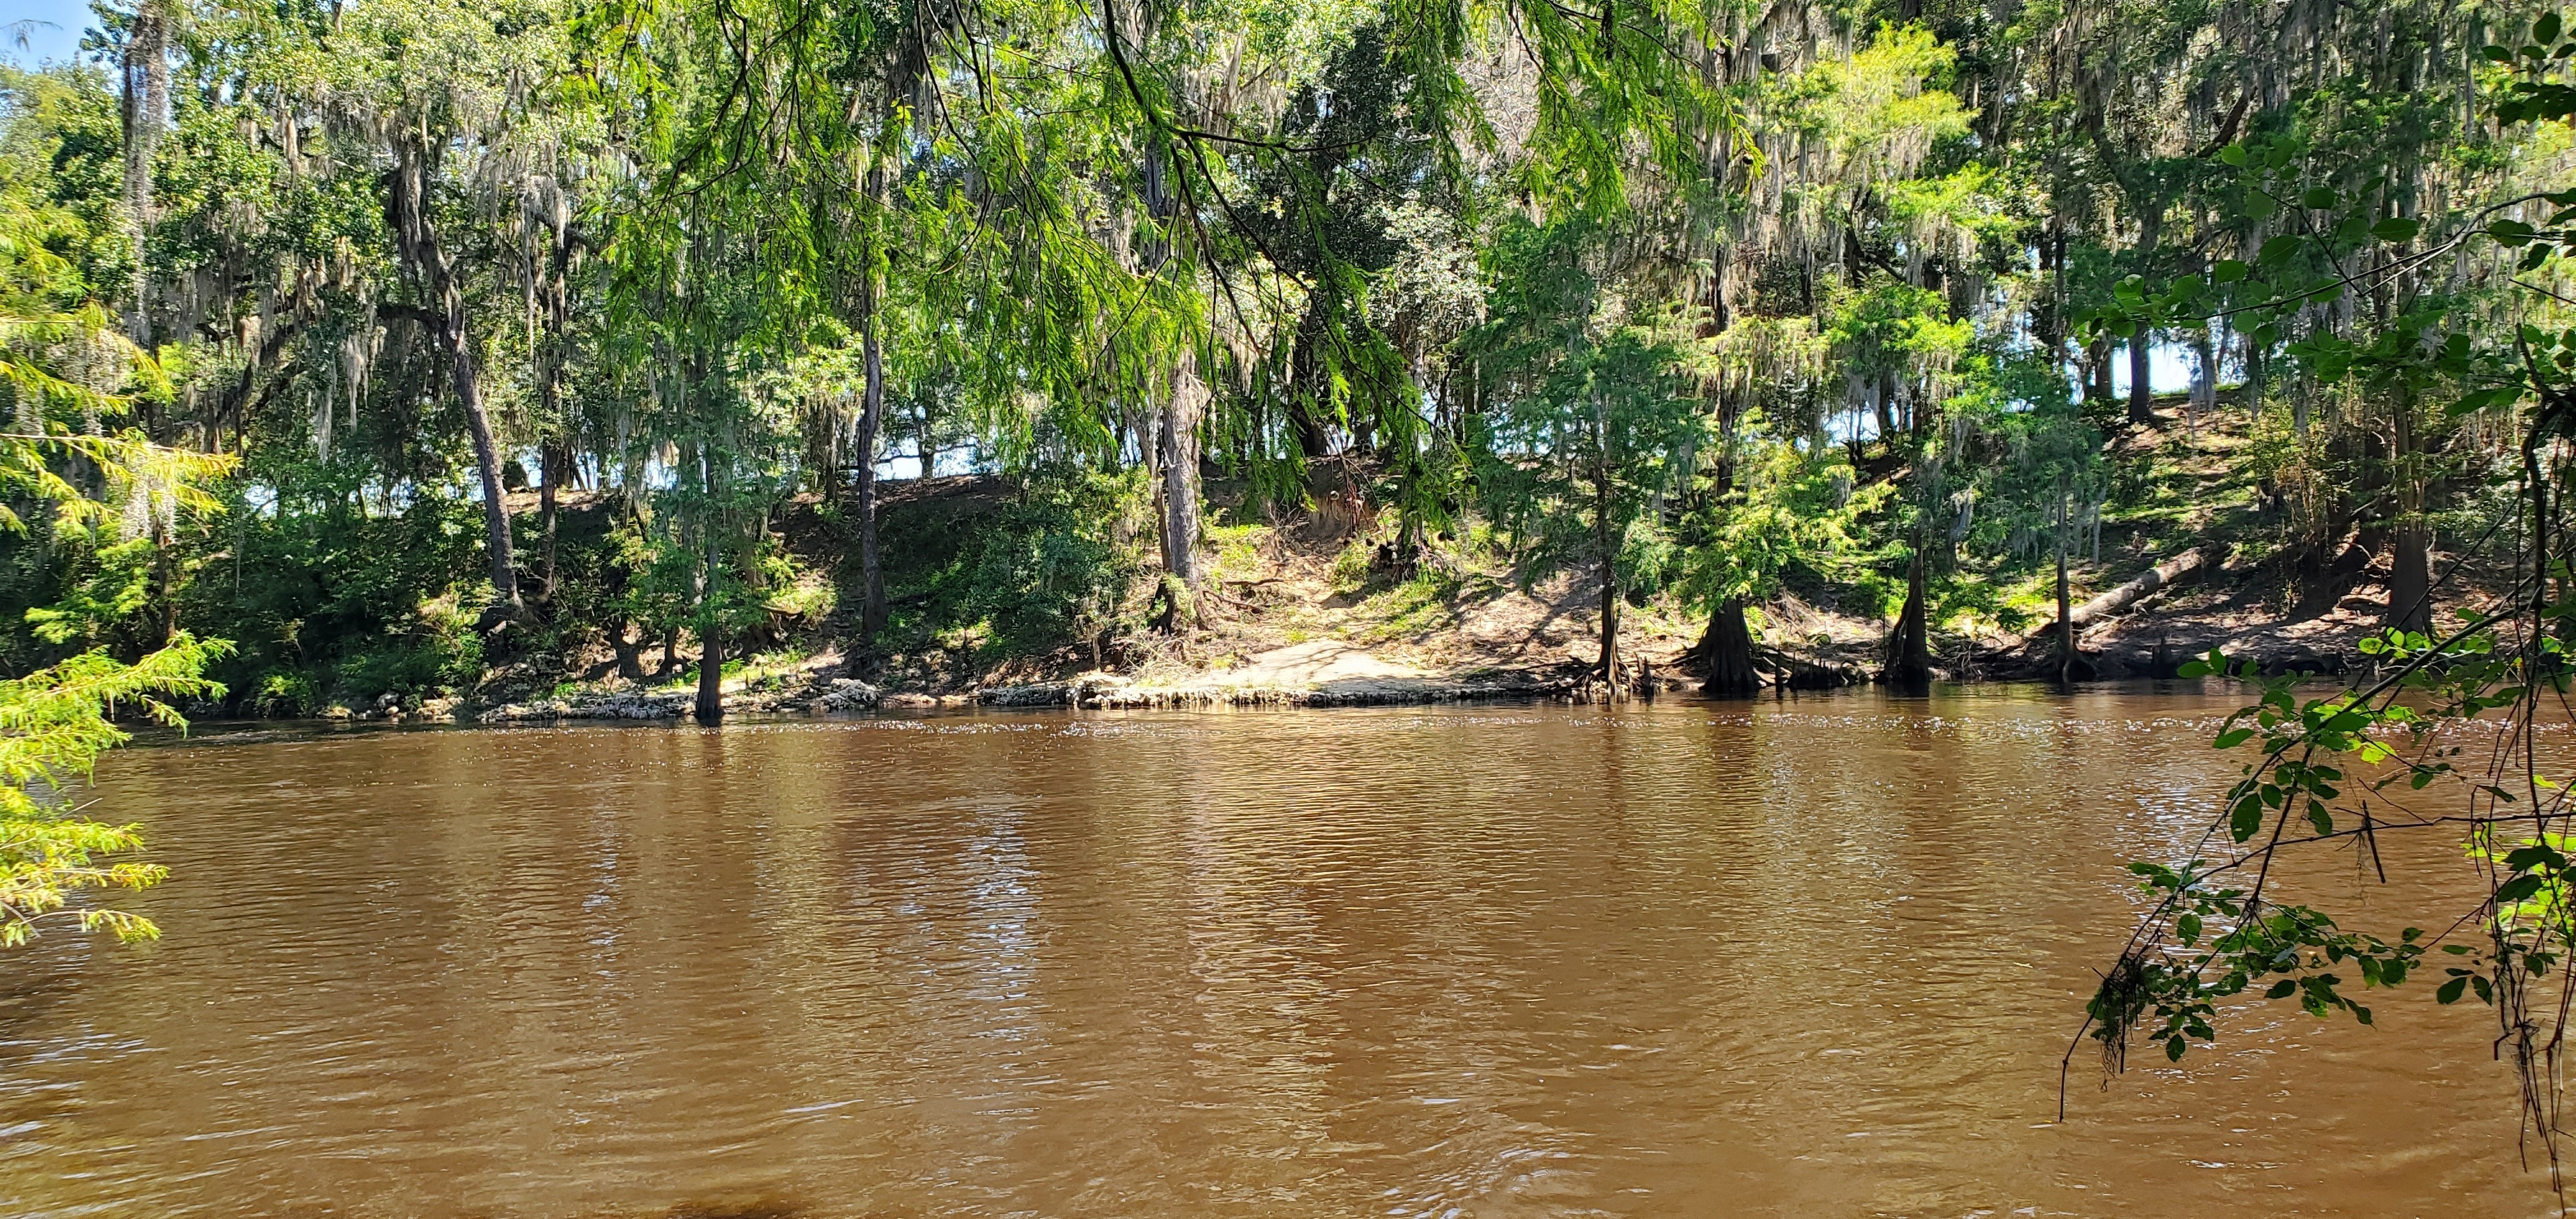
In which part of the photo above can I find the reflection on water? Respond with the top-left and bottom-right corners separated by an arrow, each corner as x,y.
0,689 -> 2549,1216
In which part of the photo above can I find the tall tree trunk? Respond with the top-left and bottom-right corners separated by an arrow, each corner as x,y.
1160,346 -> 1207,606
452,322 -> 519,610
852,159 -> 889,650
2055,486 -> 2074,684
537,440 -> 567,601
2126,336 -> 2159,427
1699,597 -> 1761,695
1593,454 -> 1622,698
659,625 -> 679,677
2388,520 -> 2433,635
530,208 -> 574,601
2087,335 -> 2114,408
2386,392 -> 2432,635
2190,327 -> 2218,417
1883,546 -> 1931,686
695,481 -> 724,723
695,624 -> 724,723
2126,208 -> 2163,428
120,0 -> 167,347
856,321 -> 886,643
388,141 -> 518,612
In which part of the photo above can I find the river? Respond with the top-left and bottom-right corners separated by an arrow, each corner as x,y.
0,688 -> 2549,1216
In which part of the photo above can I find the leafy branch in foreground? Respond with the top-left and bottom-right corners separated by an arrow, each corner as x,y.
2074,20 -> 2576,1200
0,634 -> 228,946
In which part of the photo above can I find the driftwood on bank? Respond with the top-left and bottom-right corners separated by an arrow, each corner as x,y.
2067,548 -> 2210,629
1756,647 -> 1869,689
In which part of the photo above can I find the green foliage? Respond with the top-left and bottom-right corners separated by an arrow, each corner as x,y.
877,472 -> 1144,661
1682,433 -> 1876,608
1470,217 -> 1704,597
2095,631 -> 2561,1067
0,634 -> 227,947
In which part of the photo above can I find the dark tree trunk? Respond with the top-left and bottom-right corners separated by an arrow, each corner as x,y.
530,201 -> 573,602
1593,455 -> 1623,698
856,315 -> 885,645
2087,335 -> 2115,408
2055,492 -> 2075,684
1698,597 -> 1761,695
2126,207 -> 2163,428
850,156 -> 896,652
694,625 -> 723,723
2126,336 -> 2159,427
611,617 -> 647,682
1883,548 -> 1931,686
659,626 -> 680,678
2189,328 -> 2218,416
1597,566 -> 1622,696
2387,521 -> 2434,635
2384,388 -> 2434,636
537,440 -> 567,601
388,142 -> 518,613
450,316 -> 518,610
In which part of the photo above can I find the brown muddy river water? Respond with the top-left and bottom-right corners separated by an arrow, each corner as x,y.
0,689 -> 2552,1216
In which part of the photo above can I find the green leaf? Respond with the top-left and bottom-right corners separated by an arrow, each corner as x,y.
2231,793 -> 2265,842
2257,234 -> 2304,266
2492,218 -> 2537,247
2165,1034 -> 2187,1061
2301,187 -> 2338,210
2266,978 -> 2297,999
2214,728 -> 2253,749
2211,259 -> 2248,284
2371,217 -> 2421,242
2451,387 -> 2521,417
2496,875 -> 2546,904
2217,143 -> 2248,166
2506,843 -> 2565,871
2438,976 -> 2469,1003
2539,13 -> 2561,45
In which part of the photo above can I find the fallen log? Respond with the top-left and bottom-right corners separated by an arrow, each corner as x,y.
2068,548 -> 2209,629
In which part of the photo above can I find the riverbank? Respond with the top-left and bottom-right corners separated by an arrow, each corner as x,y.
415,528 -> 2442,725
295,405 -> 2498,725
